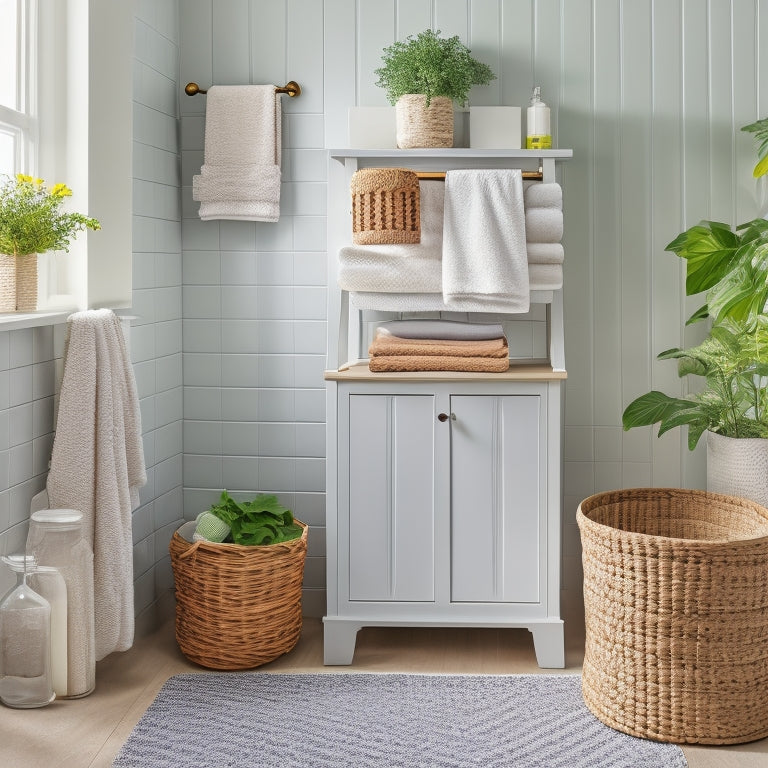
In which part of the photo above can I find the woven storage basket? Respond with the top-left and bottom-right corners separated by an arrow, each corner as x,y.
15,253 -> 37,311
577,488 -> 768,745
169,520 -> 308,670
351,167 -> 420,245
0,254 -> 15,312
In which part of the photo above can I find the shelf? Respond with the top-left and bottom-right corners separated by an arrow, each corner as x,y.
325,361 -> 567,382
329,148 -> 573,160
0,310 -> 73,330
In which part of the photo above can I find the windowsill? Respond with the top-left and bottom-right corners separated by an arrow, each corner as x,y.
0,309 -> 74,330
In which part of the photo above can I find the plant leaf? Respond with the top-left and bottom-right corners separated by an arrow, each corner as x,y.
622,391 -> 696,430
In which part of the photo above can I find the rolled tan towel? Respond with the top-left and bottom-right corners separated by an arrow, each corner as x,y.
368,355 -> 510,373
369,333 -> 509,359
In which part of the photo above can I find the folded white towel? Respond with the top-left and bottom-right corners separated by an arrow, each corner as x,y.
442,169 -> 530,312
524,182 -> 562,209
525,208 -> 563,243
377,319 -> 506,341
46,309 -> 146,661
525,242 -> 564,264
192,85 -> 282,222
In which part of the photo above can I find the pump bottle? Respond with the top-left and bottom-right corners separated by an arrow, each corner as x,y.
526,86 -> 552,149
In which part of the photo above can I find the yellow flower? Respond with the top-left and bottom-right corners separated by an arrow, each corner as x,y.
51,183 -> 72,197
16,173 -> 33,184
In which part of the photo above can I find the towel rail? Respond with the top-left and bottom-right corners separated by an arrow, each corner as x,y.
184,81 -> 301,97
416,169 -> 543,181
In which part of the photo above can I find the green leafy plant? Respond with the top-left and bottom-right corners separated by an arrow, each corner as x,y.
206,490 -> 302,546
374,29 -> 495,107
0,174 -> 100,256
622,118 -> 768,449
742,117 -> 768,178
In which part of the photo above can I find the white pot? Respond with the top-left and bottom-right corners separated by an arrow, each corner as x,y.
706,430 -> 768,508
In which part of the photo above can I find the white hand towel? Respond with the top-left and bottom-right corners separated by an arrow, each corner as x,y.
525,208 -> 563,243
524,182 -> 562,209
192,85 -> 282,222
46,309 -> 146,661
442,169 -> 529,312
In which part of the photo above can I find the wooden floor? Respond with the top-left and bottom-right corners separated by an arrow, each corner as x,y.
2,612 -> 767,767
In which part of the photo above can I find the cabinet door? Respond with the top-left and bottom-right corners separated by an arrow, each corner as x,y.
347,394 -> 435,601
450,395 -> 541,603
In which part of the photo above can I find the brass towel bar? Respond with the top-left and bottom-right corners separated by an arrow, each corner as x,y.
416,169 -> 543,181
184,81 -> 302,97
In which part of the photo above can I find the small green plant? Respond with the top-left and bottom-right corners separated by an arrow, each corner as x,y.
374,29 -> 495,107
0,174 -> 100,256
207,490 -> 302,546
622,118 -> 768,449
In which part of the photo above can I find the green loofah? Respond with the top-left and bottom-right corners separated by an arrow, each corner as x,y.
194,511 -> 231,543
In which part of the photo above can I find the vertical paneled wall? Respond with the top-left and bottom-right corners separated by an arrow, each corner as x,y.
180,0 -> 328,616
178,0 -> 767,613
127,0 -> 184,632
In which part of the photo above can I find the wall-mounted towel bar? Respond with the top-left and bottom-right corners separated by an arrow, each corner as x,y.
416,169 -> 543,181
184,81 -> 301,97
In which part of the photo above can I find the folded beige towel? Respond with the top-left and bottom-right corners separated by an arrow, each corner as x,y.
369,333 -> 509,359
369,355 -> 510,373
46,309 -> 146,662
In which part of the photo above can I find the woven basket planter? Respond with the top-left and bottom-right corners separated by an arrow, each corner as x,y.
15,253 -> 38,311
0,254 -> 15,312
169,520 -> 308,670
395,94 -> 454,149
577,487 -> 768,745
351,167 -> 420,245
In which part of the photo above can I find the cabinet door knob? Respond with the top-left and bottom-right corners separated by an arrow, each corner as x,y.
437,412 -> 455,422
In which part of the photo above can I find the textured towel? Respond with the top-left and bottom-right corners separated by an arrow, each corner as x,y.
369,355 -> 510,373
192,85 -> 282,222
524,182 -> 562,209
369,334 -> 509,359
442,169 -> 529,312
525,208 -> 563,243
376,319 -> 505,341
526,242 -> 564,264
46,309 -> 146,661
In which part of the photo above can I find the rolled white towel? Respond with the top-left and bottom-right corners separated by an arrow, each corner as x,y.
526,242 -> 564,264
525,208 -> 563,243
377,319 -> 506,341
524,182 -> 562,208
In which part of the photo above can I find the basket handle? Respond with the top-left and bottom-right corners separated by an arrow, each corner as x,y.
177,538 -> 203,561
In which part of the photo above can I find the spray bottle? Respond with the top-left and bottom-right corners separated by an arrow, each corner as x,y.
526,86 -> 552,149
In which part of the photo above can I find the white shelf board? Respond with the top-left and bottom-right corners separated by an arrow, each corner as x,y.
329,148 -> 573,160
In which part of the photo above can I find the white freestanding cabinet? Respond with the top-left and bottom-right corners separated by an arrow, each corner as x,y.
324,149 -> 571,669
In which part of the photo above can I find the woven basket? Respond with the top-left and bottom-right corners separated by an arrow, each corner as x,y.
169,521 -> 308,670
15,253 -> 37,311
395,94 -> 454,148
577,487 -> 768,745
351,167 -> 420,245
0,254 -> 15,312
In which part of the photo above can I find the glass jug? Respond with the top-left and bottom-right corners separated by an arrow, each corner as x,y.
27,509 -> 95,698
0,555 -> 55,708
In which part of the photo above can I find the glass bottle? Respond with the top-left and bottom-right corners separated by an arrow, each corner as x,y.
28,566 -> 68,698
27,509 -> 95,698
0,555 -> 55,708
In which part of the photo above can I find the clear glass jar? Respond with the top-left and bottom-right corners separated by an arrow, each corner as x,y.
27,509 -> 95,698
0,555 -> 55,708
28,566 -> 68,698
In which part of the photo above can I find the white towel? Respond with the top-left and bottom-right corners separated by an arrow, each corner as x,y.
192,85 -> 282,222
46,309 -> 146,661
442,169 -> 530,312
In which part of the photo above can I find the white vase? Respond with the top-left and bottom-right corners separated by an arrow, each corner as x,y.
706,430 -> 768,507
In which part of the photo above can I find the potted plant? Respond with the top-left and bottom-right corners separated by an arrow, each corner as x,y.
622,118 -> 768,506
0,174 -> 100,312
374,29 -> 495,148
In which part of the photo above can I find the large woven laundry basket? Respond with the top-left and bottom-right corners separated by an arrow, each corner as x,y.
169,521 -> 307,670
350,167 -> 420,245
577,487 -> 768,745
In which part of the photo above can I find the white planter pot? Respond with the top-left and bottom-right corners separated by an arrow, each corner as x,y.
706,430 -> 768,508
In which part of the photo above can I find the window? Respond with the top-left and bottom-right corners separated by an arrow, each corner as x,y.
0,0 -> 133,315
0,0 -> 34,176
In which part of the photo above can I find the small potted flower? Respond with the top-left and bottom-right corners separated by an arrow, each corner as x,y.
374,29 -> 496,148
0,174 -> 100,312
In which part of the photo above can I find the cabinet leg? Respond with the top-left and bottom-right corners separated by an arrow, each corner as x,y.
529,623 -> 565,669
323,620 -> 362,665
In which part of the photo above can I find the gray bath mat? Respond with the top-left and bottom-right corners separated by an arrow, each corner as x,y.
112,672 -> 687,767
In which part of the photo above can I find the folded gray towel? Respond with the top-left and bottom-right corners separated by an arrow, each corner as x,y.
377,319 -> 505,341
